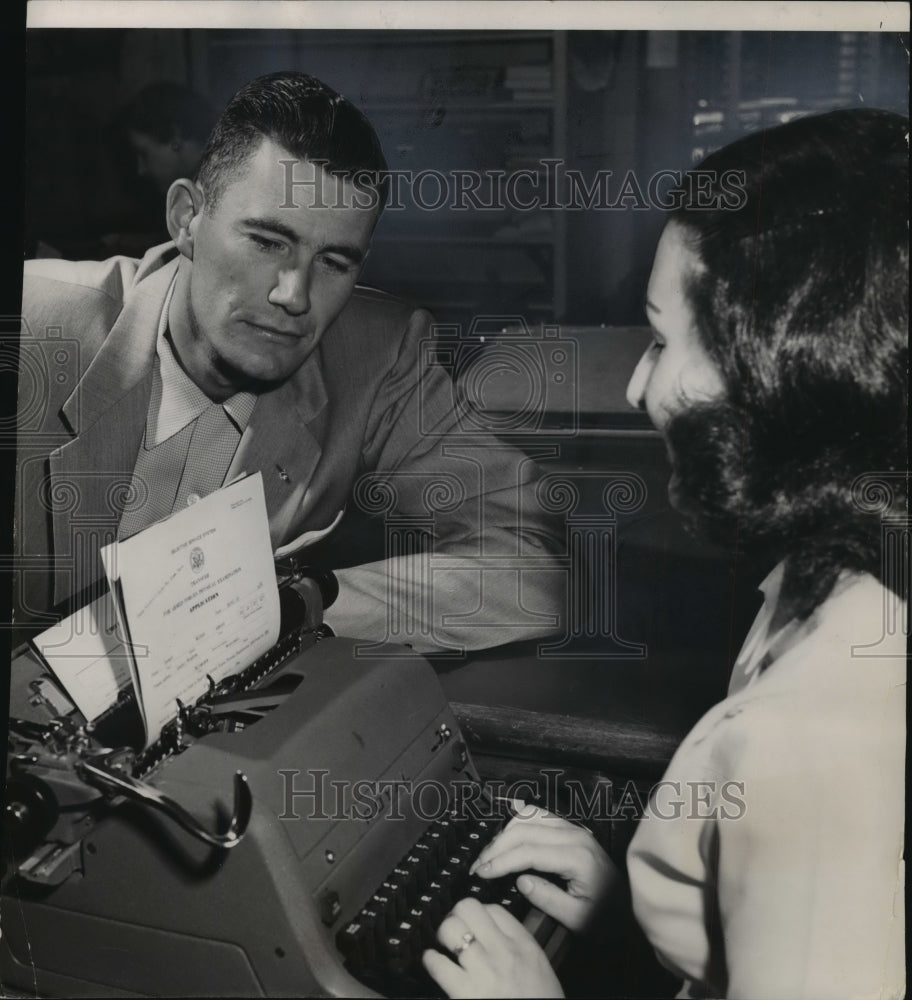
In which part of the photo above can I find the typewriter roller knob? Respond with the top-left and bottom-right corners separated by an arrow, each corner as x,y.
281,562 -> 339,611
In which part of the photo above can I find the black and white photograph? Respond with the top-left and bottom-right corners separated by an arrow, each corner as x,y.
1,2 -> 908,997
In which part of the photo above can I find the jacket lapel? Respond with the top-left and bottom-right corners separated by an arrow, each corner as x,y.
49,256 -> 178,604
60,253 -> 178,435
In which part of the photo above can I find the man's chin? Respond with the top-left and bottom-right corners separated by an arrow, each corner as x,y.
211,353 -> 296,395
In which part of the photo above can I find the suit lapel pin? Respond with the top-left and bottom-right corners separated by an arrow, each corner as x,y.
276,464 -> 291,484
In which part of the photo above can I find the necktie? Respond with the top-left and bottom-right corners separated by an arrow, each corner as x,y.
174,401 -> 241,508
118,402 -> 241,539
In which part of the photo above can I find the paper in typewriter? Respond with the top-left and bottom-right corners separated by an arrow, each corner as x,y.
33,592 -> 134,722
100,472 -> 281,747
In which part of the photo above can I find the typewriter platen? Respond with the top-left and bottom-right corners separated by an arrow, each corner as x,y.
1,574 -> 566,997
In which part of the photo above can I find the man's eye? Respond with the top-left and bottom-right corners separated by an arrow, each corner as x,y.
250,234 -> 283,252
320,256 -> 354,275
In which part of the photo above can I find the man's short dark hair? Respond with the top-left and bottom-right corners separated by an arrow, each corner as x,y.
661,109 -> 909,620
196,71 -> 389,212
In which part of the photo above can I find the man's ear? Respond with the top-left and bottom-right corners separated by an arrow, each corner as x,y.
166,178 -> 204,260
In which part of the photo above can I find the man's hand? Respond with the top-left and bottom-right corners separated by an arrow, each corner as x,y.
468,802 -> 619,932
422,897 -> 564,998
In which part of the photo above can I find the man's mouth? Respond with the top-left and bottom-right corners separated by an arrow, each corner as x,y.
246,320 -> 306,340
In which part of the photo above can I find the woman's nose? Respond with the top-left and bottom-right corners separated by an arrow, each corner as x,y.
626,351 -> 652,410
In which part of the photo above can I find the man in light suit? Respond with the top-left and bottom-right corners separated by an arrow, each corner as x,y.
13,71 -> 563,651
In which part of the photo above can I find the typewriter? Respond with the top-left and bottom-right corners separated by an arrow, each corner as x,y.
1,571 -> 566,997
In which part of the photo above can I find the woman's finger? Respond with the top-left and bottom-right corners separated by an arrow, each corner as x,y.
436,898 -> 504,965
425,901 -> 565,998
422,949 -> 471,998
437,913 -> 482,958
516,872 -> 590,931
449,896 -> 507,941
471,832 -> 600,882
471,820 -> 594,876
484,900 -> 529,939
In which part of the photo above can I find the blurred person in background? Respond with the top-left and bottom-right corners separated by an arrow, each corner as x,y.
99,82 -> 219,256
118,81 -> 217,194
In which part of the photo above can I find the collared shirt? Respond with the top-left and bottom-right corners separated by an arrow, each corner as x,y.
728,561 -> 866,695
727,562 -> 789,694
148,281 -> 257,445
118,282 -> 258,539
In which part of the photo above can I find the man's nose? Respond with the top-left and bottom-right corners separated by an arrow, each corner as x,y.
626,351 -> 651,410
269,267 -> 311,315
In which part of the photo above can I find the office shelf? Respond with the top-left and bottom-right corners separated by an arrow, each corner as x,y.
200,30 -> 569,324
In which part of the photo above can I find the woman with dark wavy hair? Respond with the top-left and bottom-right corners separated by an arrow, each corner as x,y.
423,109 -> 908,998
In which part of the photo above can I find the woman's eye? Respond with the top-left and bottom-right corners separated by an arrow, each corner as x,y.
649,338 -> 665,353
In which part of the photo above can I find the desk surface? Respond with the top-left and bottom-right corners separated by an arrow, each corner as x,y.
431,510 -> 766,776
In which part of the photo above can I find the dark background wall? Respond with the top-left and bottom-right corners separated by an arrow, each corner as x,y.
23,28 -> 909,329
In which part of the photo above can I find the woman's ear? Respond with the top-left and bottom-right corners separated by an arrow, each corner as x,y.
166,178 -> 204,260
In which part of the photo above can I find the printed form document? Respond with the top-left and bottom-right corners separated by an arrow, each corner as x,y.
91,472 -> 281,746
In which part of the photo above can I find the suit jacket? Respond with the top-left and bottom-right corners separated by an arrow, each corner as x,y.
14,244 -> 564,650
627,566 -> 906,999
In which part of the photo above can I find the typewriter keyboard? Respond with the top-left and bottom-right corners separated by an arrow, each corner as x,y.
336,800 -> 565,995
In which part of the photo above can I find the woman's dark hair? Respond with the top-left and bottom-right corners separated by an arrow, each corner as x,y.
196,71 -> 389,213
663,109 -> 908,620
119,82 -> 217,144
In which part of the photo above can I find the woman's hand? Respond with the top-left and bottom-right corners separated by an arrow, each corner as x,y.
422,897 -> 564,998
469,802 -> 619,932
